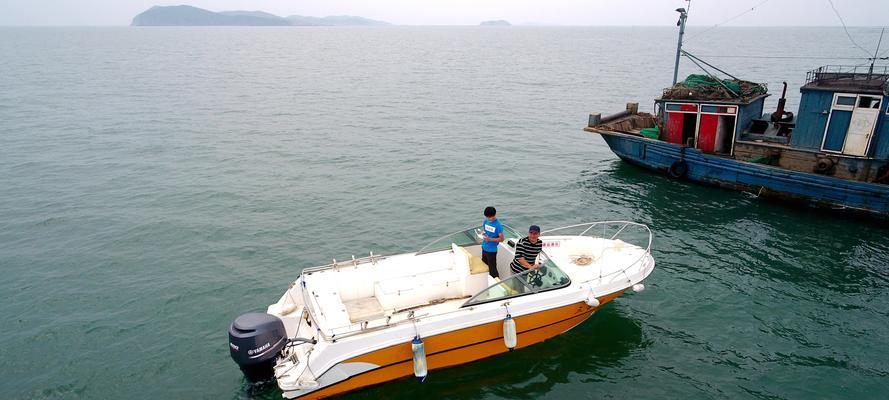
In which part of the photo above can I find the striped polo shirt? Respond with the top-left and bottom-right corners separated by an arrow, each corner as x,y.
510,237 -> 543,274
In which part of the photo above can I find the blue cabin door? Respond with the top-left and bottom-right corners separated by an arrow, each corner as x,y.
821,93 -> 856,152
821,93 -> 882,156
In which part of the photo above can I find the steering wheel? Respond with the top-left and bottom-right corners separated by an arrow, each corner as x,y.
526,266 -> 547,287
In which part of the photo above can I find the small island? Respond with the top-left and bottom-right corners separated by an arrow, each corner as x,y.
132,5 -> 391,26
479,20 -> 511,26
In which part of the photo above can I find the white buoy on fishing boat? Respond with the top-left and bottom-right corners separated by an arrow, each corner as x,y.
633,283 -> 645,293
411,336 -> 427,382
503,314 -> 517,350
585,296 -> 600,308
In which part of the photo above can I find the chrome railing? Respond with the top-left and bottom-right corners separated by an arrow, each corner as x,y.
300,252 -> 387,275
541,221 -> 654,286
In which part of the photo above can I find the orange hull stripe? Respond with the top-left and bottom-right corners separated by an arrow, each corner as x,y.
298,290 -> 624,399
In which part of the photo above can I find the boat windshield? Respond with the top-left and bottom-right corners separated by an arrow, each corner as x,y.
417,224 -> 522,254
462,257 -> 571,307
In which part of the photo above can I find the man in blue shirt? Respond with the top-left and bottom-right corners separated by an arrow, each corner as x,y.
481,206 -> 503,278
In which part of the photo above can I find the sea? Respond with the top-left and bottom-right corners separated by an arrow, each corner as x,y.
1,26 -> 888,399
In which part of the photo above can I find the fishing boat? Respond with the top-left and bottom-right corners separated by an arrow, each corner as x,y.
585,8 -> 889,217
228,221 -> 654,399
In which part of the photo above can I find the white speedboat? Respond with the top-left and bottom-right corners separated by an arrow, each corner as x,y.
228,221 -> 655,399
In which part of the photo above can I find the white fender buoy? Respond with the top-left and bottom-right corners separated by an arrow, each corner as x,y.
411,336 -> 427,382
503,314 -> 517,350
633,283 -> 645,293
585,296 -> 600,308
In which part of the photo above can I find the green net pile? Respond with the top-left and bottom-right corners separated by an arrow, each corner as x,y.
662,74 -> 767,101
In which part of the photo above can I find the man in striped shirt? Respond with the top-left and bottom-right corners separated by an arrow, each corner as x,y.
509,225 -> 543,275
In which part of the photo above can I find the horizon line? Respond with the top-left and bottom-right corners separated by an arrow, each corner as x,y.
0,24 -> 884,28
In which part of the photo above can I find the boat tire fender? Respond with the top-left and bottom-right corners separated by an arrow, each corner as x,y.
814,158 -> 835,175
668,160 -> 688,179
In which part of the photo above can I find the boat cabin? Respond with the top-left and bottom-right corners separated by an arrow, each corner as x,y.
656,94 -> 767,156
653,70 -> 889,163
787,66 -> 889,158
732,65 -> 889,181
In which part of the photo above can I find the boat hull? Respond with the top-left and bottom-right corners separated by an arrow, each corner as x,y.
291,290 -> 624,399
596,130 -> 889,216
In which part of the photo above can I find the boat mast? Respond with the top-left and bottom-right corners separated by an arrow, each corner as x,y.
868,27 -> 885,78
672,7 -> 689,85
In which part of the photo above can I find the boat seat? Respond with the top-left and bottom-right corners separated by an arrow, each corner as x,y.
307,277 -> 352,329
343,296 -> 385,323
452,244 -> 491,296
374,270 -> 463,311
453,244 -> 489,275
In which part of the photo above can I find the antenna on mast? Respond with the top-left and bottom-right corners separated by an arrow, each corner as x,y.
672,3 -> 690,85
868,27 -> 885,79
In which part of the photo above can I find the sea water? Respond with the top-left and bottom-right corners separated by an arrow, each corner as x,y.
1,26 -> 888,399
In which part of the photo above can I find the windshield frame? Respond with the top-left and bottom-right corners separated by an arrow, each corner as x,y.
461,256 -> 571,307
416,223 -> 522,255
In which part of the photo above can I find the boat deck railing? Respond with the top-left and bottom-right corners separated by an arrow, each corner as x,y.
541,221 -> 654,287
300,253 -> 388,275
806,65 -> 889,85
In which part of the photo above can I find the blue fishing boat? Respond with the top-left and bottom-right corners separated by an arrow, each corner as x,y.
586,8 -> 889,217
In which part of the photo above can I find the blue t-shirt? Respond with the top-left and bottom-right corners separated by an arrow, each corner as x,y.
481,218 -> 503,252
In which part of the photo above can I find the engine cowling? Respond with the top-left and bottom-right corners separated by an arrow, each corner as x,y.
228,313 -> 287,383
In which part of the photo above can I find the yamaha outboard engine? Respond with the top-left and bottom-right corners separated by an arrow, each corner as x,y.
229,313 -> 287,383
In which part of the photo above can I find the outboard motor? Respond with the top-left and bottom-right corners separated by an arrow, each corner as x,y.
229,313 -> 287,383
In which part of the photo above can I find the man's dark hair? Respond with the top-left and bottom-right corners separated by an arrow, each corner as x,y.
484,206 -> 496,217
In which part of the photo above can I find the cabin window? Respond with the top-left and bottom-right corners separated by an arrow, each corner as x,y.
835,95 -> 857,107
858,96 -> 881,109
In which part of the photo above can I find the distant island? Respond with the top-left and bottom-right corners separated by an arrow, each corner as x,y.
131,5 -> 391,26
480,20 -> 511,26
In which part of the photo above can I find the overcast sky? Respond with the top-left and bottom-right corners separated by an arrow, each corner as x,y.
1,0 -> 887,27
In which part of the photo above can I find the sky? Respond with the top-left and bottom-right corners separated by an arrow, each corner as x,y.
0,0 -> 887,27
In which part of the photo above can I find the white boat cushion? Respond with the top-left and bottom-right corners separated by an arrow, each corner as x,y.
451,243 -> 471,276
463,272 -> 489,297
374,270 -> 462,311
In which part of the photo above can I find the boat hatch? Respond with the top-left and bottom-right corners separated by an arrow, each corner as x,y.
462,259 -> 571,307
